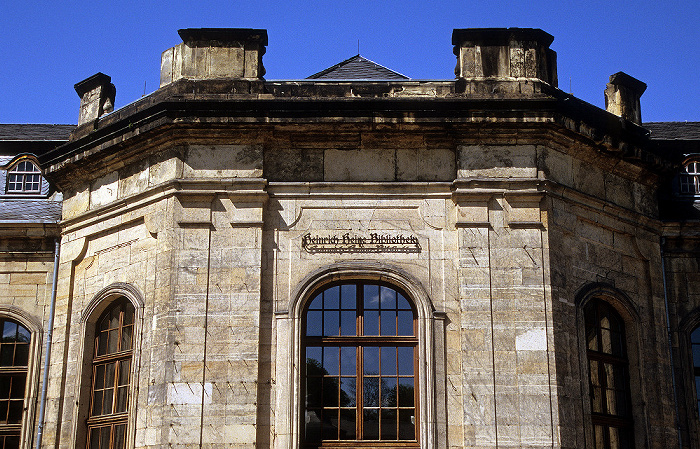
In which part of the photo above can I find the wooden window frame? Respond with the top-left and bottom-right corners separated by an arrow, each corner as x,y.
86,298 -> 134,449
584,299 -> 635,449
301,282 -> 419,449
0,318 -> 32,449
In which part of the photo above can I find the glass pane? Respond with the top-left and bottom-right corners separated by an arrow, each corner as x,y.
0,345 -> 13,366
338,409 -> 355,440
0,401 -> 7,422
340,347 -> 355,376
305,409 -> 322,444
6,435 -> 20,449
8,400 -> 23,422
16,325 -> 30,343
95,365 -> 106,389
306,347 -> 322,369
591,386 -> 603,413
363,377 -> 380,407
97,332 -> 108,356
398,377 -> 415,407
600,328 -> 612,354
123,304 -> 134,325
306,378 -> 322,407
398,311 -> 414,336
308,294 -> 322,310
0,376 -> 10,398
589,360 -> 600,387
609,426 -> 620,449
380,287 -> 396,309
693,345 -> 700,366
119,360 -> 131,386
398,409 -> 416,440
340,285 -> 356,309
398,347 -> 414,375
382,377 -> 397,407
306,311 -> 322,336
89,428 -> 100,449
92,391 -> 103,415
105,362 -> 116,388
3,321 -> 17,340
364,347 -> 379,375
322,378 -> 339,407
14,344 -> 29,366
323,310 -> 339,337
10,375 -> 25,398
102,388 -> 113,415
340,311 -> 356,336
114,424 -> 126,449
324,286 -> 339,309
397,293 -> 410,310
116,386 -> 129,413
323,347 -> 339,376
364,285 -> 380,309
110,307 -> 120,329
363,409 -> 379,440
107,329 -> 119,354
381,347 -> 396,376
381,409 -> 398,440
100,426 -> 110,449
99,316 -> 109,332
364,311 -> 379,336
321,409 -> 338,439
340,378 -> 356,407
691,327 -> 700,343
121,325 -> 133,351
381,310 -> 396,335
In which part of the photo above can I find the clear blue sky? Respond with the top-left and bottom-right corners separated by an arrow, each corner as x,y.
1,0 -> 698,124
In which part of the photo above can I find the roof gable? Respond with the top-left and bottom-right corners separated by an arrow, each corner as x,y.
307,55 -> 409,80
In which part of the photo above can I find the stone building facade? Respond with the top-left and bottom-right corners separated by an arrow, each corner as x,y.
2,27 -> 700,449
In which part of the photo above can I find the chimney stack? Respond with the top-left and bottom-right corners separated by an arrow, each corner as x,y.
452,28 -> 557,87
604,72 -> 647,125
160,28 -> 268,87
74,73 -> 116,126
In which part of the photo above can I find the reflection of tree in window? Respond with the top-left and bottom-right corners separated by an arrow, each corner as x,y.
87,299 -> 134,449
0,318 -> 31,449
303,283 -> 417,447
584,299 -> 634,449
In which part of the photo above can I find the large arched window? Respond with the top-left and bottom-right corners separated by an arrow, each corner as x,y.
690,326 -> 700,418
87,298 -> 135,449
584,299 -> 634,449
302,282 -> 418,448
0,318 -> 31,449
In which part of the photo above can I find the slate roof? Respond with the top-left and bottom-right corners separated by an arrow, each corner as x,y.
307,55 -> 409,80
0,200 -> 61,222
644,122 -> 700,140
0,124 -> 74,141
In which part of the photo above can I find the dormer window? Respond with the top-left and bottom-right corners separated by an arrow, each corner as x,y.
6,160 -> 42,194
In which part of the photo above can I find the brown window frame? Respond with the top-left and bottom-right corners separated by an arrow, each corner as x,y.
86,298 -> 134,449
584,299 -> 634,449
301,281 -> 419,449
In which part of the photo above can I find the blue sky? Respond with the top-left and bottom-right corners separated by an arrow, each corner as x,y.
1,0 -> 698,124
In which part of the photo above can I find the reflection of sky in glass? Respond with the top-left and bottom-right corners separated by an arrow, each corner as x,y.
364,285 -> 379,308
341,347 -> 355,375
3,321 -> 17,340
398,347 -> 413,375
324,347 -> 339,375
325,286 -> 339,309
341,284 -> 356,309
380,287 -> 396,308
381,347 -> 396,376
364,347 -> 379,375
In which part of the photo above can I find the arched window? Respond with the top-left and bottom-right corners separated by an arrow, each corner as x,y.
584,299 -> 634,449
690,326 -> 700,418
87,298 -> 134,449
0,318 -> 31,449
302,282 -> 418,447
6,161 -> 42,194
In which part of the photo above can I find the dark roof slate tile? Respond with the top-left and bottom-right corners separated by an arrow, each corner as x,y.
307,55 -> 409,80
0,124 -> 75,141
644,122 -> 700,140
